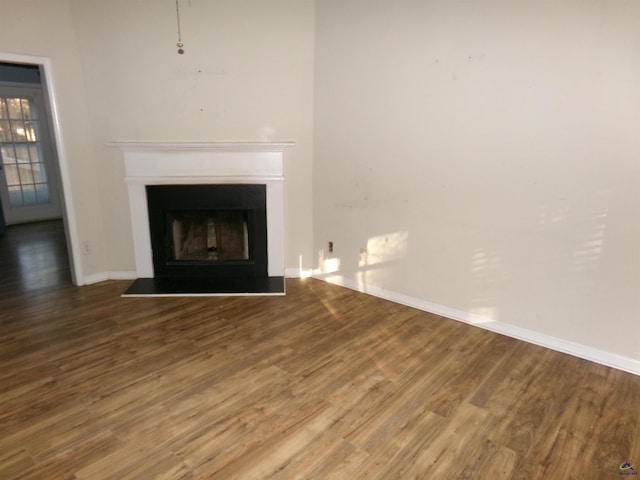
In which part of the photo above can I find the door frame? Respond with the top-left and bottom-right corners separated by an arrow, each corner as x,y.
0,53 -> 82,285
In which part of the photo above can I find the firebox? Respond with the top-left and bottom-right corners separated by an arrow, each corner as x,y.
146,184 -> 268,278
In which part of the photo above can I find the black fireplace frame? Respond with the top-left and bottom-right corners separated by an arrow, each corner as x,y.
146,184 -> 268,279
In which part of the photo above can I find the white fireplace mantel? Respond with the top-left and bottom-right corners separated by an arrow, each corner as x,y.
108,142 -> 294,278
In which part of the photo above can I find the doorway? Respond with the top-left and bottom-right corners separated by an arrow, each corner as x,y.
0,56 -> 78,285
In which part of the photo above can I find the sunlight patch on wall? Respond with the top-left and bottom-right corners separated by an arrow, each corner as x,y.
362,231 -> 409,267
324,257 -> 341,273
317,249 -> 342,274
298,254 -> 313,278
572,237 -> 605,259
470,248 -> 509,279
537,205 -> 571,229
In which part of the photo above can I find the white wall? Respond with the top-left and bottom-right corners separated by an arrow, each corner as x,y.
68,0 -> 315,278
314,0 -> 640,365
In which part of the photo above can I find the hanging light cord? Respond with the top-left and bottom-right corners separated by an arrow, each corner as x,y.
176,0 -> 184,54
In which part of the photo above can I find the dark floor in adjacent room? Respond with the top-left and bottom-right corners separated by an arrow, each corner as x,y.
0,219 -> 71,299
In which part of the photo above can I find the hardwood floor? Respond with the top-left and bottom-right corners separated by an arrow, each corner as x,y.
1,223 -> 639,479
0,219 -> 71,298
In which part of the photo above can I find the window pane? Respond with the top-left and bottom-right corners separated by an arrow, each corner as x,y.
23,120 -> 38,142
32,162 -> 47,183
0,99 -> 7,119
18,163 -> 35,184
0,120 -> 10,142
7,98 -> 23,119
1,145 -> 17,164
21,99 -> 36,119
10,121 -> 28,142
28,144 -> 41,163
4,164 -> 20,185
14,145 -> 30,163
8,185 -> 23,207
21,184 -> 37,205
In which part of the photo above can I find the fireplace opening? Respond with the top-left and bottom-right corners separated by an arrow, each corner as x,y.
146,184 -> 268,279
170,210 -> 249,262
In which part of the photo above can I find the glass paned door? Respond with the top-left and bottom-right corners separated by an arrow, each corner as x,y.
0,85 -> 60,224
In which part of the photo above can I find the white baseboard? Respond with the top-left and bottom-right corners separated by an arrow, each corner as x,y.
285,267 -> 314,279
315,274 -> 640,377
83,271 -> 137,285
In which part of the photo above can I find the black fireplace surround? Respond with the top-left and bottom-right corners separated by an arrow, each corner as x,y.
123,183 -> 285,295
147,184 -> 267,278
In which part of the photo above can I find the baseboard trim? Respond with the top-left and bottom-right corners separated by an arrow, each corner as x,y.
83,271 -> 137,285
315,274 -> 640,377
285,267 -> 314,279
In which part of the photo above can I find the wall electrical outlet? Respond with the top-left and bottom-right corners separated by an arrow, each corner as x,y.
82,241 -> 93,255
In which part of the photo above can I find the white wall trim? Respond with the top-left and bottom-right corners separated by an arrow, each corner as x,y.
285,267 -> 314,278
84,271 -> 137,285
315,274 -> 640,377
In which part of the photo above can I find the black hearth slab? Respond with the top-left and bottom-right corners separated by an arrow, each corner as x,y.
122,276 -> 285,297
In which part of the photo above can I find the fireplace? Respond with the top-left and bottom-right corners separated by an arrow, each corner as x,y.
108,142 -> 293,296
147,184 -> 267,278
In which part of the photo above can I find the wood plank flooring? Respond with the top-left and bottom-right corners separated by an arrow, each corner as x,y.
1,222 -> 639,479
0,219 -> 71,298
